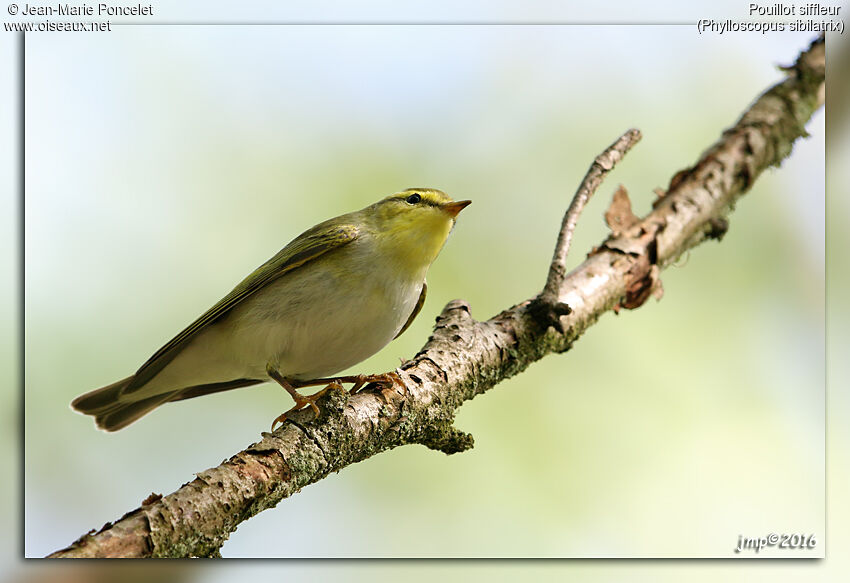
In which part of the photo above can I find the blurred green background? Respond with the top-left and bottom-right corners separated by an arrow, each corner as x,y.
8,9 -> 834,572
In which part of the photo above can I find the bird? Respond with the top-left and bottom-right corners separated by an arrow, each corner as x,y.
71,188 -> 471,432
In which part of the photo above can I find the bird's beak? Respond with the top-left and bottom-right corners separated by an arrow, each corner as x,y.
442,200 -> 472,218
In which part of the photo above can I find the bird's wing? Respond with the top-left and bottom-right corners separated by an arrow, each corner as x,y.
394,281 -> 426,340
123,222 -> 360,394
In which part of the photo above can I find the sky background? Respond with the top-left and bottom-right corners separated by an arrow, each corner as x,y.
2,0 -> 846,580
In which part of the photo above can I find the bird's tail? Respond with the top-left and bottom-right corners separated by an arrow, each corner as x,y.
71,376 -> 175,432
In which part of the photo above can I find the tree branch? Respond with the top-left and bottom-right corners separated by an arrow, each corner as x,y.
48,35 -> 825,558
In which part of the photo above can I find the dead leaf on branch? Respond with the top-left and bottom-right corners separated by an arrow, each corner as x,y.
604,185 -> 639,237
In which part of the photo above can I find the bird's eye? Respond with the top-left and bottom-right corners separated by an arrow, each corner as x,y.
405,193 -> 421,204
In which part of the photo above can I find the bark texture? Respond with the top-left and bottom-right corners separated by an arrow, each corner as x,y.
48,35 -> 825,559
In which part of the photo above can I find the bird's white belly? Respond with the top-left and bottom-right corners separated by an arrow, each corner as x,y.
226,259 -> 422,381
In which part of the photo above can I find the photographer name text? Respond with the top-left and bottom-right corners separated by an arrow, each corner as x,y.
18,2 -> 152,16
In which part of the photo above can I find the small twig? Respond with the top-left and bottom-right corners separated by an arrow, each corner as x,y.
542,128 -> 642,300
529,128 -> 642,333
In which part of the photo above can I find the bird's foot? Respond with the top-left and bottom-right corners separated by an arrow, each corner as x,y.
337,372 -> 401,395
265,365 -> 401,431
269,379 -> 346,431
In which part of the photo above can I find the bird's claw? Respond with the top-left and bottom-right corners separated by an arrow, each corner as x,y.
347,372 -> 399,395
269,380 -> 345,431
268,373 -> 400,431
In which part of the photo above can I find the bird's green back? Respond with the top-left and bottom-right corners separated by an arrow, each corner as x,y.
123,221 -> 360,393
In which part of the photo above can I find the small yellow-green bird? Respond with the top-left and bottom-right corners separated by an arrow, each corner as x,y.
72,188 -> 470,431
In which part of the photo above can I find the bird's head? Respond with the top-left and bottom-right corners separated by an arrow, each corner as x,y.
367,188 -> 471,271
